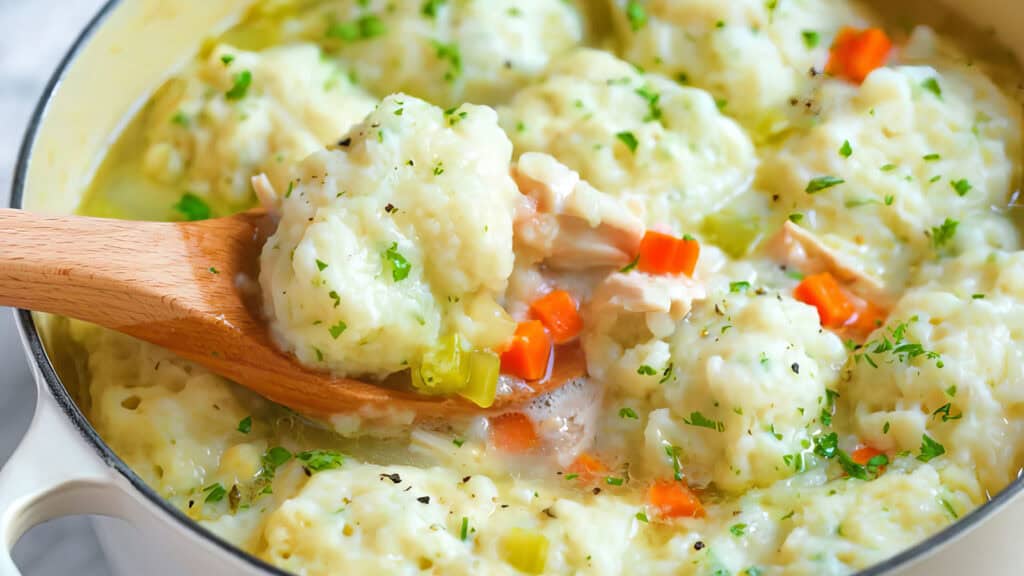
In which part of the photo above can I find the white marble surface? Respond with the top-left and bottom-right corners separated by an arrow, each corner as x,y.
1,0 -> 112,574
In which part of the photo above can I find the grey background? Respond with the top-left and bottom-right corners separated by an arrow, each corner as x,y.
2,0 -> 111,573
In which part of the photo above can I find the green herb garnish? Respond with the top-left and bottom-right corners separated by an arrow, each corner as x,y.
616,131 -> 638,153
683,411 -> 724,432
917,434 -> 946,462
296,449 -> 345,472
383,242 -> 411,281
173,193 -> 211,221
225,70 -> 252,100
805,175 -> 845,193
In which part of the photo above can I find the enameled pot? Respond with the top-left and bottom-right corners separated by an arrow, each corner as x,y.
2,1 -> 1024,574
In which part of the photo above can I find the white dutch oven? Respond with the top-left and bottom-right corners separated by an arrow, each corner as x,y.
1,1 -> 1023,574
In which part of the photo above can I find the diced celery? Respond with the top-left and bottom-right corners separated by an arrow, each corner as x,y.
701,212 -> 763,259
501,528 -> 549,574
411,334 -> 469,395
459,350 -> 499,408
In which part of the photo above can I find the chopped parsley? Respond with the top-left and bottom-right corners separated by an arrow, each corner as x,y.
620,254 -> 640,273
783,452 -> 805,473
932,402 -> 962,422
635,511 -> 649,523
328,290 -> 341,308
683,411 -> 725,432
564,473 -> 579,481
802,30 -> 820,49
921,77 -> 943,99
853,317 -> 943,368
208,266 -> 219,274
173,193 -> 211,221
452,438 -> 465,447
730,281 -> 751,293
171,111 -> 189,127
327,14 -> 387,42
236,416 -> 252,434
619,407 -> 639,419
225,70 -> 252,100
664,444 -> 683,481
729,523 -> 747,537
296,449 -> 345,472
950,178 -> 972,197
805,175 -> 844,193
929,218 -> 959,250
883,421 -> 890,434
616,131 -> 639,153
941,498 -> 959,519
328,320 -> 347,339
837,450 -> 888,480
637,365 -> 657,376
814,432 -> 839,459
460,516 -> 470,541
605,476 -> 625,486
263,447 -> 292,472
917,434 -> 946,462
658,362 -> 674,384
635,86 -> 663,122
383,243 -> 411,281
316,259 -> 329,271
625,1 -> 647,31
788,213 -> 804,224
880,163 -> 897,172
421,0 -> 446,18
971,293 -> 986,300
839,139 -> 852,158
432,40 -> 463,83
314,346 -> 324,362
433,161 -> 445,176
220,54 -> 235,66
203,483 -> 227,503
923,153 -> 941,161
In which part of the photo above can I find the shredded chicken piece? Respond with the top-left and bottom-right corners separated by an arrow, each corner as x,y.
250,173 -> 280,220
587,272 -> 706,338
512,153 -> 644,270
768,221 -> 890,305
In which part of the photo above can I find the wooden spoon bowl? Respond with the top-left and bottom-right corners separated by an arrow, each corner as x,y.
0,208 -> 586,419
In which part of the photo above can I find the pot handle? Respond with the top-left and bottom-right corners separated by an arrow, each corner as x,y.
0,386 -> 127,575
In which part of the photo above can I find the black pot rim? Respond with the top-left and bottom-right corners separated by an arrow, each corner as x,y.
9,2 -> 1023,575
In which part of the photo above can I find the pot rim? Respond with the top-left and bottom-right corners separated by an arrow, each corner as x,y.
9,2 -> 1024,575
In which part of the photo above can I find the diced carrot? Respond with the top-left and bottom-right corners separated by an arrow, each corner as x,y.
851,445 -> 884,466
567,453 -> 608,480
647,480 -> 705,519
793,272 -> 856,329
490,412 -> 540,453
636,230 -> 700,277
530,290 -> 583,344
844,299 -> 887,341
500,320 -> 552,381
826,27 -> 892,84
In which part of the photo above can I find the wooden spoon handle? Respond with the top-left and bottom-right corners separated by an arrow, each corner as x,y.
0,208 -> 196,329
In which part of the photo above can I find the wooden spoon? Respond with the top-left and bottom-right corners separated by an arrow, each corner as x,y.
0,208 -> 587,419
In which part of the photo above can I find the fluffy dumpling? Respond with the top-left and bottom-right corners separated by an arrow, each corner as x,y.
844,250 -> 1024,492
757,32 -> 1023,292
282,0 -> 584,107
606,0 -> 873,136
499,49 -> 756,233
259,94 -> 519,378
644,292 -> 848,492
142,43 -> 377,212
